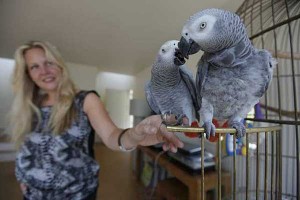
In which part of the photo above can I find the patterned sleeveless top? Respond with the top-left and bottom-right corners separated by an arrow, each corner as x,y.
15,91 -> 100,200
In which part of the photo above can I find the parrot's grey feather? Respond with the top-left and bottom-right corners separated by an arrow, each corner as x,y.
206,38 -> 253,68
253,50 -> 275,97
196,57 -> 209,109
178,8 -> 275,138
179,66 -> 200,117
145,40 -> 198,125
145,81 -> 160,114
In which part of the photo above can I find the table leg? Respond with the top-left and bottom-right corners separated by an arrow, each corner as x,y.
188,184 -> 203,200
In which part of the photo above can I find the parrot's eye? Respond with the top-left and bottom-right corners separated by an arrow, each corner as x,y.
199,22 -> 207,30
162,49 -> 165,53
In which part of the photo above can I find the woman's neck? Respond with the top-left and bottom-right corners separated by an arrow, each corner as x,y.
41,92 -> 57,106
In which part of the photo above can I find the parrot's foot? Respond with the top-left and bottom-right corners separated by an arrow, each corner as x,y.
174,114 -> 187,125
161,112 -> 186,126
231,121 -> 246,138
203,121 -> 216,139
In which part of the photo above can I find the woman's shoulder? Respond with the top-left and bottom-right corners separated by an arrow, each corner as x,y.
75,90 -> 99,102
75,90 -> 101,110
76,90 -> 100,99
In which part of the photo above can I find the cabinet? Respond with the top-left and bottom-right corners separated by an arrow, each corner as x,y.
135,146 -> 231,200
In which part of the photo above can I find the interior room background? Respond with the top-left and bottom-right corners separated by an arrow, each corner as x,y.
1,0 -> 299,199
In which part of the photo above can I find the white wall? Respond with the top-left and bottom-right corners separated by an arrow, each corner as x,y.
95,71 -> 135,100
133,67 -> 152,99
94,72 -> 136,141
105,89 -> 131,129
67,62 -> 98,90
0,58 -> 14,130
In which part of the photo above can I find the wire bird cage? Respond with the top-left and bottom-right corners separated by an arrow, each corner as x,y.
165,1 -> 300,200
167,125 -> 282,200
236,0 -> 300,199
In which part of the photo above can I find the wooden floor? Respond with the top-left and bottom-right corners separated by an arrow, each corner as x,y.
0,143 -> 148,200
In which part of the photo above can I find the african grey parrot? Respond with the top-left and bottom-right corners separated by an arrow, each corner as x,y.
176,8 -> 276,138
145,40 -> 199,126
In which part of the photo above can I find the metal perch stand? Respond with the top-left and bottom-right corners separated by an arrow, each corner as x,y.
167,125 -> 282,200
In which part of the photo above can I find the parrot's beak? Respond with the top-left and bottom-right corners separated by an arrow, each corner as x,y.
178,37 -> 201,59
174,48 -> 186,66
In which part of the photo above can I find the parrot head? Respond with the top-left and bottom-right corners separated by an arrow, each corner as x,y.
156,40 -> 185,66
177,8 -> 247,59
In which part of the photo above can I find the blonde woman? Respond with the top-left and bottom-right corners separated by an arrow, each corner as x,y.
9,41 -> 184,200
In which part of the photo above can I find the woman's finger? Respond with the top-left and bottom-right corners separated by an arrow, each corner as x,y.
169,143 -> 178,153
162,143 -> 170,151
161,130 -> 184,148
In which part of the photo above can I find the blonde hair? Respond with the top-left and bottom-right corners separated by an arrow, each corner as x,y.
9,41 -> 77,148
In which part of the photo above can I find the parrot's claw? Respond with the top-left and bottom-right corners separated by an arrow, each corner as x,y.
161,112 -> 185,126
175,114 -> 186,126
161,112 -> 172,125
203,122 -> 216,139
231,122 -> 246,138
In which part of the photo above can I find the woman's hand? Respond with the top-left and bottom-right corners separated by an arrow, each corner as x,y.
83,93 -> 185,152
129,114 -> 185,152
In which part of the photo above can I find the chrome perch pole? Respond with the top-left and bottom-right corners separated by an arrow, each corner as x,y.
166,126 -> 282,134
201,135 -> 205,200
264,131 -> 269,200
233,136 -> 237,200
256,131 -> 260,200
218,135 -> 222,200
246,133 -> 249,200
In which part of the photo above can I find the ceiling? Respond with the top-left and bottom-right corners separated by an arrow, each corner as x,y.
0,0 -> 243,75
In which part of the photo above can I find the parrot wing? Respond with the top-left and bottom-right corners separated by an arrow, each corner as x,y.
179,65 -> 200,119
254,50 -> 276,98
145,81 -> 161,114
196,57 -> 209,109
207,39 -> 253,67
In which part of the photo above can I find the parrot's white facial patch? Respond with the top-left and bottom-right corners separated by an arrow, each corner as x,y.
183,15 -> 217,43
159,40 -> 178,61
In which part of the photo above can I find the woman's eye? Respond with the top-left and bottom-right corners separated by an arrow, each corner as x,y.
30,65 -> 39,70
200,22 -> 207,29
46,61 -> 54,66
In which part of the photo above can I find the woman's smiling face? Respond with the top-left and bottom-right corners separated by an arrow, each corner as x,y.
24,47 -> 61,93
